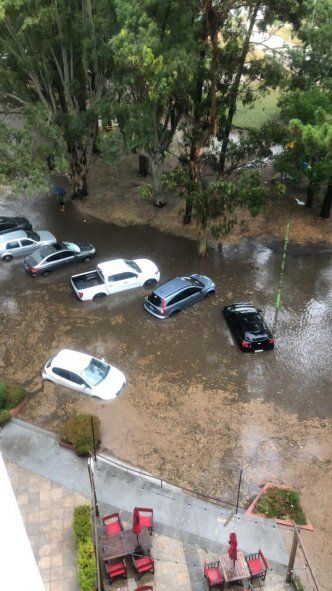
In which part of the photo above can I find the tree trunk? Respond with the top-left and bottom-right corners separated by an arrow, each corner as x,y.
219,3 -> 259,173
197,219 -> 208,257
150,153 -> 166,207
183,201 -> 193,224
306,183 -> 314,208
320,183 -> 332,219
68,142 -> 89,198
139,155 -> 149,177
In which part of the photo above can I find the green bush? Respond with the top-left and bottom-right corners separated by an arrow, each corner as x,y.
5,383 -> 25,409
60,414 -> 101,456
73,505 -> 96,591
77,538 -> 97,591
0,409 -> 11,426
0,384 -> 6,409
0,382 -> 25,410
73,506 -> 92,545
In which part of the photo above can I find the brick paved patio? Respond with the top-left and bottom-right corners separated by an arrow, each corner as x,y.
4,458 -> 294,591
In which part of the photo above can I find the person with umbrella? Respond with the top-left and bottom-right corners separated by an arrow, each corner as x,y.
228,531 -> 238,569
52,185 -> 67,213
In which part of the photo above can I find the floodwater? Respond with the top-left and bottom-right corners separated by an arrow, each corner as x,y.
0,191 -> 331,500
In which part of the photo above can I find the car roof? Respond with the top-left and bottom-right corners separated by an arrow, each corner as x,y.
152,276 -> 191,298
98,259 -> 131,276
0,230 -> 27,243
51,349 -> 92,373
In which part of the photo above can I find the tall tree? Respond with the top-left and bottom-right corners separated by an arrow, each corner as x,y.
176,0 -> 307,254
0,0 -> 115,196
105,0 -> 195,207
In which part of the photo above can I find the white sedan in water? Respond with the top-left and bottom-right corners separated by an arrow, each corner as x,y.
42,349 -> 126,400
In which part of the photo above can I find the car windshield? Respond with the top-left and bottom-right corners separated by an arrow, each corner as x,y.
26,231 -> 40,241
28,250 -> 45,264
62,241 -> 81,253
125,259 -> 141,273
82,358 -> 110,386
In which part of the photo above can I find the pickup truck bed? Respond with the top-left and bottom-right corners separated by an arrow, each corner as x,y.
71,271 -> 104,290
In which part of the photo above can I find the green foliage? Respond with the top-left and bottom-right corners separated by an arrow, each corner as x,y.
0,382 -> 25,410
73,506 -> 92,546
0,409 -> 11,426
0,383 -> 6,409
139,183 -> 154,201
72,505 -> 96,591
60,414 -> 100,457
254,486 -> 306,525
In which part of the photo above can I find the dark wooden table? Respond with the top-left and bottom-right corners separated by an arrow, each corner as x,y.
101,526 -> 152,561
219,551 -> 250,585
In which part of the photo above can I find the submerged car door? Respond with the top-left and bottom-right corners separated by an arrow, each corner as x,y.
5,239 -> 22,257
107,271 -> 139,294
51,367 -> 78,390
180,287 -> 202,307
19,238 -> 38,255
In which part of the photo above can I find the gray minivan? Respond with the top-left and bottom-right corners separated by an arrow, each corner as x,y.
0,230 -> 56,262
144,274 -> 215,318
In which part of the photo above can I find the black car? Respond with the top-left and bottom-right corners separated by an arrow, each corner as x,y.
24,240 -> 96,276
223,303 -> 274,352
0,216 -> 32,235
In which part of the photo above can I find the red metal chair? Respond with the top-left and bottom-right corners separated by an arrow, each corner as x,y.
103,512 -> 123,535
134,587 -> 153,591
135,507 -> 154,534
204,560 -> 224,589
132,551 -> 155,580
245,549 -> 269,582
106,559 -> 127,584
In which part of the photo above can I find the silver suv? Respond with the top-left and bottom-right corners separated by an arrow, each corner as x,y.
144,274 -> 215,319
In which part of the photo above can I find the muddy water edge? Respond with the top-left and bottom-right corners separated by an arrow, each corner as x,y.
0,192 -> 332,585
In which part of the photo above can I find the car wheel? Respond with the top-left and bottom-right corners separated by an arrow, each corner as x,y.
144,278 -> 157,288
42,270 -> 50,277
170,310 -> 180,317
83,256 -> 91,263
3,255 -> 13,262
205,289 -> 215,297
93,293 -> 106,300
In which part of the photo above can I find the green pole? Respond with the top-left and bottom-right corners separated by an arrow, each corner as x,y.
274,217 -> 291,327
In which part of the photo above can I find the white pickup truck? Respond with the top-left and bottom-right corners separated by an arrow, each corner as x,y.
71,258 -> 160,301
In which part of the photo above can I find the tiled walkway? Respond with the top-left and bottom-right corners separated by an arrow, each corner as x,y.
5,460 -> 87,591
3,452 -> 294,591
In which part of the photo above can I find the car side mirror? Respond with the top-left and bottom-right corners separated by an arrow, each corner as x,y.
101,357 -> 105,362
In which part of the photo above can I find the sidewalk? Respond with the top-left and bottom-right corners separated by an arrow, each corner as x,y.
0,419 -> 288,568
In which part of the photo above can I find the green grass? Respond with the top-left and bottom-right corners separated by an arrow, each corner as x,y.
254,486 -> 306,525
233,89 -> 280,129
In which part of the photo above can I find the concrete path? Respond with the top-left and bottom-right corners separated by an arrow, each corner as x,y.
0,419 -> 288,568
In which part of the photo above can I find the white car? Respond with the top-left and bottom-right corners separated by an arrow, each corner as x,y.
71,258 -> 160,301
0,229 -> 56,261
42,349 -> 126,400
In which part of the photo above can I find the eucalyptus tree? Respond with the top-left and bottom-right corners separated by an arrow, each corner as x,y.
106,0 -> 196,207
175,0 -> 308,255
0,0 -> 115,196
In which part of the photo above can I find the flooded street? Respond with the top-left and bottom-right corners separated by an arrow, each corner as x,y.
0,192 -> 331,506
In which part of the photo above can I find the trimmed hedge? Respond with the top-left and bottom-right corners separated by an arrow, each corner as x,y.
60,414 -> 101,456
73,505 -> 97,591
0,382 -> 25,410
